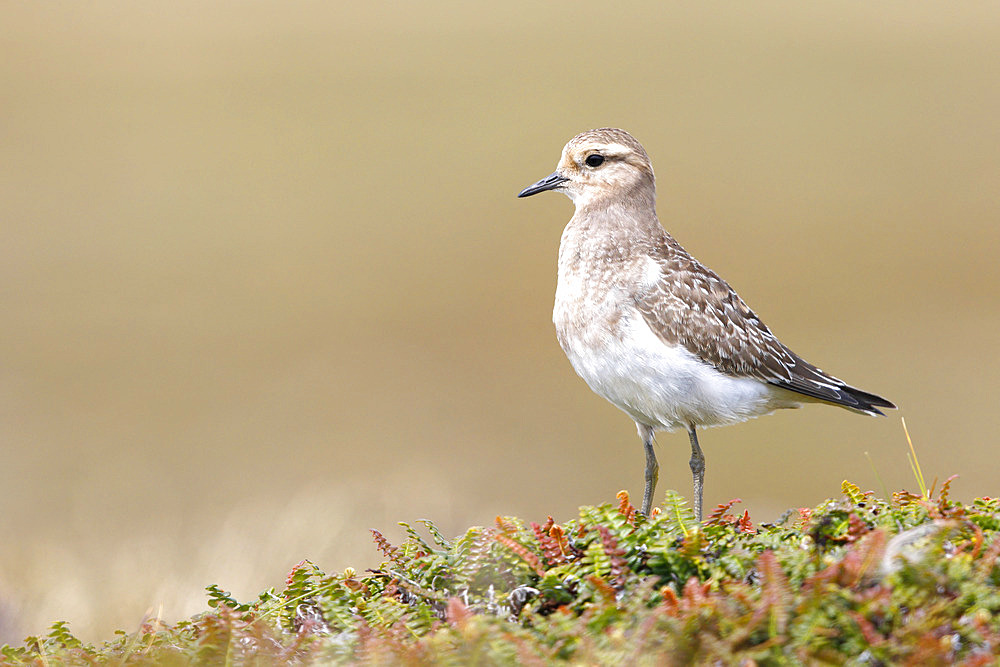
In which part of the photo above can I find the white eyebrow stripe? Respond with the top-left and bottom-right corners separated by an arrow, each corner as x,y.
590,144 -> 632,158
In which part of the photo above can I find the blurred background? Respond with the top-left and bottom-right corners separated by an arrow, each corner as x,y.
2,0 -> 998,643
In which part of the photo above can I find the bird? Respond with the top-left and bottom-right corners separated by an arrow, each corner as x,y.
517,128 -> 895,520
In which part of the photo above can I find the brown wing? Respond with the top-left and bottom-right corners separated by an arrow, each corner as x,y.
633,242 -> 894,415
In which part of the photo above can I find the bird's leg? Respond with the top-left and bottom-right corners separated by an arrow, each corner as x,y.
687,425 -> 705,521
637,423 -> 658,516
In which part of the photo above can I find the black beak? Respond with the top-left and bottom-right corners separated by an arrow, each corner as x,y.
517,172 -> 568,198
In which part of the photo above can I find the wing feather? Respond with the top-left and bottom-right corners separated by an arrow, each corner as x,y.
632,239 -> 895,415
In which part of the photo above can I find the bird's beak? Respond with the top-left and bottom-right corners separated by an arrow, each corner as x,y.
517,172 -> 568,198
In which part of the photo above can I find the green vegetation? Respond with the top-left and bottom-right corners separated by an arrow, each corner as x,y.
4,479 -> 1000,665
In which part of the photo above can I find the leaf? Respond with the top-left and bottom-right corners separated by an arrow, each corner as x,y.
841,480 -> 865,505
398,521 -> 434,555
532,518 -> 568,567
938,474 -> 959,504
495,533 -> 545,577
585,575 -> 617,602
418,519 -> 453,549
705,498 -> 742,526
616,490 -> 637,525
446,597 -> 471,629
371,530 -> 404,567
662,490 -> 696,536
595,525 -> 628,587
756,550 -> 790,637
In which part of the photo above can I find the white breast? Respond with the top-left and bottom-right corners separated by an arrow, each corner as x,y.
554,266 -> 800,430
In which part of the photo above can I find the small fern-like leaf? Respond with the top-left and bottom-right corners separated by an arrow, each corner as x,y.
841,480 -> 865,505
705,498 -> 742,526
455,526 -> 496,585
398,521 -> 434,555
616,490 -> 637,525
371,530 -> 405,568
736,509 -> 756,535
595,525 -> 628,587
757,550 -> 791,637
662,490 -> 696,536
938,474 -> 959,504
495,533 -> 545,576
417,519 -> 452,549
532,519 -> 568,567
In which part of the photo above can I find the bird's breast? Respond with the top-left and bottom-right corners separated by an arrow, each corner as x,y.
552,238 -> 797,430
552,247 -> 630,354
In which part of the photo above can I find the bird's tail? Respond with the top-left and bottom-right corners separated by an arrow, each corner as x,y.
838,385 -> 896,416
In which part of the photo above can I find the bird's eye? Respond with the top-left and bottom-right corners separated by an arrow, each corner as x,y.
585,154 -> 605,168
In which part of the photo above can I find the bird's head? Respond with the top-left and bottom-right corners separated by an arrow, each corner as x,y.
518,128 -> 655,209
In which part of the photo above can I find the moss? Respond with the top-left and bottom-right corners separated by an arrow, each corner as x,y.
5,478 -> 1000,665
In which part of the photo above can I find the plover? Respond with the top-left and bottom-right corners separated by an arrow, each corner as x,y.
518,128 -> 894,520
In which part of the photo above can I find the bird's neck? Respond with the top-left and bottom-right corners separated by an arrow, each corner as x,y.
568,190 -> 665,243
559,193 -> 673,274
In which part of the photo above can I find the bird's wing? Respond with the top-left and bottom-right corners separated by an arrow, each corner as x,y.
632,246 -> 892,414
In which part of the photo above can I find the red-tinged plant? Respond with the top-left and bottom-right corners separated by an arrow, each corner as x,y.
616,490 -> 637,525
893,489 -> 923,507
549,523 -> 570,558
446,597 -> 471,630
737,509 -> 756,534
938,474 -> 959,504
370,529 -> 404,568
846,513 -> 870,543
681,577 -> 711,605
595,525 -> 628,588
848,610 -> 886,648
8,479 -> 1000,665
705,498 -> 742,526
659,585 -> 681,616
532,517 -> 570,567
495,533 -> 546,577
756,550 -> 790,636
836,530 -> 887,587
585,575 -> 617,602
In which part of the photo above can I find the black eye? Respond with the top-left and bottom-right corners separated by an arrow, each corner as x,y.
585,154 -> 605,168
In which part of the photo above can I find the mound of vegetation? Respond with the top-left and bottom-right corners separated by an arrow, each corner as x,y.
4,478 -> 1000,665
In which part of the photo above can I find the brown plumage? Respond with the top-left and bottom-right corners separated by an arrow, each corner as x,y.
519,127 -> 895,519
634,234 -> 895,416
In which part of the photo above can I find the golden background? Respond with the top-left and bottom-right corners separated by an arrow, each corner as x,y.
2,1 -> 999,641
